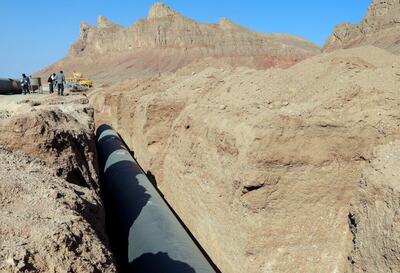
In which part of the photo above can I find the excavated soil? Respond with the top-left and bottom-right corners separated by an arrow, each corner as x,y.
0,94 -> 116,272
90,46 -> 400,273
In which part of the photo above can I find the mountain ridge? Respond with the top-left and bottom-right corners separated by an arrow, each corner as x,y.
38,2 -> 320,83
324,0 -> 400,53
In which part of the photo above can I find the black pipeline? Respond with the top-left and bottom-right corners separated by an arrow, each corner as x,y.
0,78 -> 21,94
96,124 -> 216,273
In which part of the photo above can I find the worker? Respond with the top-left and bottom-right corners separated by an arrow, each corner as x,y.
21,74 -> 30,95
51,73 -> 56,93
47,73 -> 56,94
56,70 -> 65,96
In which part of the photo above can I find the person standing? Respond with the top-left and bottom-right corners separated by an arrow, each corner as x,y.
47,73 -> 56,94
21,73 -> 30,95
56,71 -> 65,96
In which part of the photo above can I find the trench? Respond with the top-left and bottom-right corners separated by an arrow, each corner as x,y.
95,124 -> 220,273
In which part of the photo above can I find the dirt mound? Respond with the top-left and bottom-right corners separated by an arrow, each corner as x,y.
0,94 -> 116,272
324,0 -> 400,54
0,95 -> 97,188
37,3 -> 320,84
0,150 -> 115,272
90,46 -> 400,272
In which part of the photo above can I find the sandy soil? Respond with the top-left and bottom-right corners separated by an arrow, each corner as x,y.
0,94 -> 116,272
90,45 -> 400,273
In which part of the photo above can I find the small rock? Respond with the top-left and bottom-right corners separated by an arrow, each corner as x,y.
6,257 -> 17,267
219,105 -> 227,110
52,191 -> 62,199
29,101 -> 41,107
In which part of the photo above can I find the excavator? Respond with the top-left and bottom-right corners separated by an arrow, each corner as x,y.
66,72 -> 93,90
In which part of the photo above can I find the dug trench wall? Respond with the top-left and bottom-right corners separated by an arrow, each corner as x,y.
0,95 -> 116,272
90,46 -> 400,273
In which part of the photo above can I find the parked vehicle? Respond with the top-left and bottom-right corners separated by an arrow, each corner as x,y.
66,72 -> 93,89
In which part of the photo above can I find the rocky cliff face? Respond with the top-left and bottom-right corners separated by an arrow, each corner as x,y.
71,3 -> 318,58
39,2 -> 320,83
324,0 -> 400,53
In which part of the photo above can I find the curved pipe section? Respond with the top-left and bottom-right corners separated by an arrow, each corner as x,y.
96,124 -> 216,273
0,78 -> 22,94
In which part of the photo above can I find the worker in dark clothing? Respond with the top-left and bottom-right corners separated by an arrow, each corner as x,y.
47,73 -> 56,94
56,71 -> 65,96
21,74 -> 30,95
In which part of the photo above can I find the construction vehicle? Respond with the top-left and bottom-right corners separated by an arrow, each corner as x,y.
66,72 -> 93,89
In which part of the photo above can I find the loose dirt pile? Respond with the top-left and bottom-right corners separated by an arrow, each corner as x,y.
0,95 -> 97,188
90,46 -> 400,272
0,95 -> 116,272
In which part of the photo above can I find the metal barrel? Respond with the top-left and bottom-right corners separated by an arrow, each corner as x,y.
96,124 -> 217,273
0,78 -> 22,94
30,77 -> 42,92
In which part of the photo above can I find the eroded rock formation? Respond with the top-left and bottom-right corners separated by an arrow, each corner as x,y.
38,3 -> 320,83
324,0 -> 400,54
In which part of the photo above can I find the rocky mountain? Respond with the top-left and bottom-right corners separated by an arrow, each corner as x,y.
39,3 -> 320,83
324,0 -> 400,53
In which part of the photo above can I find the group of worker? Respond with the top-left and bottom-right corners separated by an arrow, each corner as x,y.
20,71 -> 65,95
47,71 -> 65,96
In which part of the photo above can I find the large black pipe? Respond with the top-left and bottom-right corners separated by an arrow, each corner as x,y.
96,124 -> 216,273
0,78 -> 22,94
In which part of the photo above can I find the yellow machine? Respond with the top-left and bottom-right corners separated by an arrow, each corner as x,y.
78,79 -> 93,87
66,72 -> 93,88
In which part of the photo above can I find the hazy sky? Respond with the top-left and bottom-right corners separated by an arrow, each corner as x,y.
0,0 -> 371,78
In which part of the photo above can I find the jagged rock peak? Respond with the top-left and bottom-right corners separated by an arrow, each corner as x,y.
323,0 -> 400,53
366,0 -> 400,20
79,22 -> 94,40
219,18 -> 244,30
360,0 -> 400,30
148,2 -> 179,19
80,22 -> 93,30
97,15 -> 119,28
